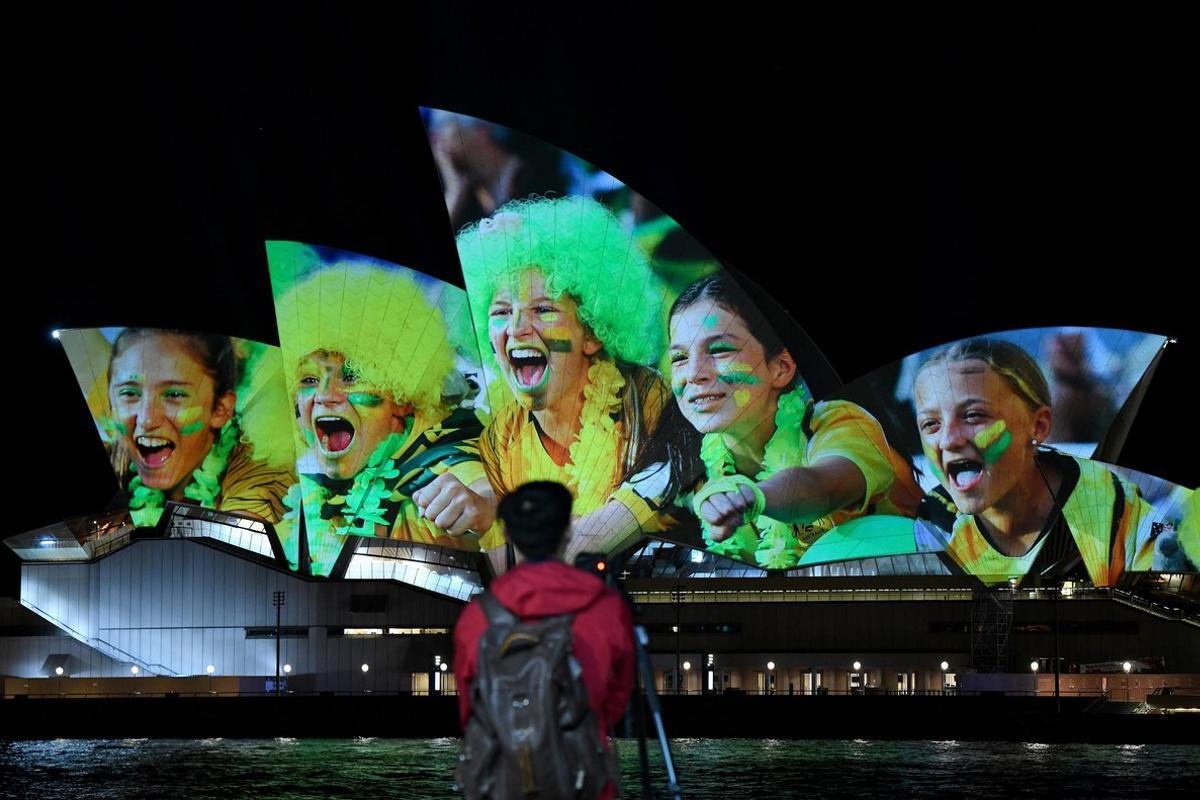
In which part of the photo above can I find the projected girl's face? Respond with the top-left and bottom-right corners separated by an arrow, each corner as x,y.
109,335 -> 233,497
487,268 -> 600,411
914,358 -> 1050,515
668,300 -> 793,441
295,352 -> 410,480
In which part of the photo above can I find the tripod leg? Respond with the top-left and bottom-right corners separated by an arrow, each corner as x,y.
634,625 -> 682,800
633,639 -> 653,799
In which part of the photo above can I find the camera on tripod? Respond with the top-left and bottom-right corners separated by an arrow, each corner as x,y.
573,552 -> 614,583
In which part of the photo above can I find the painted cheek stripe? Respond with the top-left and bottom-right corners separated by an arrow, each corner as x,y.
717,372 -> 761,385
544,338 -> 573,353
348,392 -> 384,408
981,430 -> 1012,465
176,406 -> 204,426
923,443 -> 946,484
180,421 -> 205,436
973,420 -> 1011,465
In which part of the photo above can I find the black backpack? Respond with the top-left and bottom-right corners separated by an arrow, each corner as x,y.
456,592 -> 615,799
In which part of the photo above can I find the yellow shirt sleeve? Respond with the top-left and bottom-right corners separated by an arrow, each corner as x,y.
217,444 -> 295,525
478,400 -> 520,499
807,400 -> 896,515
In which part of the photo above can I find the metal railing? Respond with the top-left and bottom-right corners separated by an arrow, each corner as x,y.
19,599 -> 178,676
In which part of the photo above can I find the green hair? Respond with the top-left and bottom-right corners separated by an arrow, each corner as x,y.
456,196 -> 667,367
273,263 -> 455,419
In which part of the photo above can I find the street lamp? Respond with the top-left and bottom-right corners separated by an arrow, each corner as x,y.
1030,660 -> 1039,672
361,663 -> 370,673
272,590 -> 286,695
1123,661 -> 1132,701
283,664 -> 292,674
207,664 -> 216,695
940,661 -> 950,692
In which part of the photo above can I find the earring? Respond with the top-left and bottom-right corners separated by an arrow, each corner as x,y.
1031,438 -> 1040,446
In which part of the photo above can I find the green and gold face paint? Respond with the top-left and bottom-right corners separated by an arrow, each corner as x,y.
973,420 -> 1011,465
177,406 -> 206,436
923,442 -> 946,484
348,392 -> 384,408
541,325 -> 574,353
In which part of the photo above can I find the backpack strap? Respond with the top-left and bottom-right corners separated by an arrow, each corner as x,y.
478,591 -> 518,628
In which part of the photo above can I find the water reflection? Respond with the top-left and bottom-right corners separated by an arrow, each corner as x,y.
1,739 -> 1197,800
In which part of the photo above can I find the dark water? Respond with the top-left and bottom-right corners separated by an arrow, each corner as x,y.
1,738 -> 1197,799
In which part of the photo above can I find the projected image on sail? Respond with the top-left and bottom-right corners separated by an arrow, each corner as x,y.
59,327 -> 295,529
267,241 -> 497,578
421,109 -> 925,573
834,331 -> 1185,586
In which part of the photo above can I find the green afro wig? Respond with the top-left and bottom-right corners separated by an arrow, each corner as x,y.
273,263 -> 455,419
456,196 -> 668,368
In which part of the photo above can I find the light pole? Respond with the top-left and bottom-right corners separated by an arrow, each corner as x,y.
682,661 -> 691,695
1123,661 -> 1132,701
853,660 -> 862,693
940,661 -> 950,693
207,664 -> 216,695
673,582 -> 682,696
766,661 -> 776,695
131,665 -> 140,695
272,590 -> 286,696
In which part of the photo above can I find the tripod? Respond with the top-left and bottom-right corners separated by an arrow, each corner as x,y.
631,621 -> 682,800
575,552 -> 681,800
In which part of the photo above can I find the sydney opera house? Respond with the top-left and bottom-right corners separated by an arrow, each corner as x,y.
3,102 -> 1197,719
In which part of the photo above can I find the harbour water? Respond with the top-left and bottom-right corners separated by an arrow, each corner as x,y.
2,737 -> 1197,799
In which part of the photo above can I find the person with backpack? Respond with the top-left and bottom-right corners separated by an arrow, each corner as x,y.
453,481 -> 635,799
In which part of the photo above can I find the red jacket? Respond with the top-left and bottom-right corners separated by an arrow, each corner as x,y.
453,559 -> 635,735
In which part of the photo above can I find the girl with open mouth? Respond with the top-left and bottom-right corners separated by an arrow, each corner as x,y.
457,197 -> 672,573
105,328 -> 292,528
913,339 -> 1158,586
272,259 -> 497,577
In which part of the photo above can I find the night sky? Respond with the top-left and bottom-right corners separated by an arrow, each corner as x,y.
5,6 -> 1194,594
